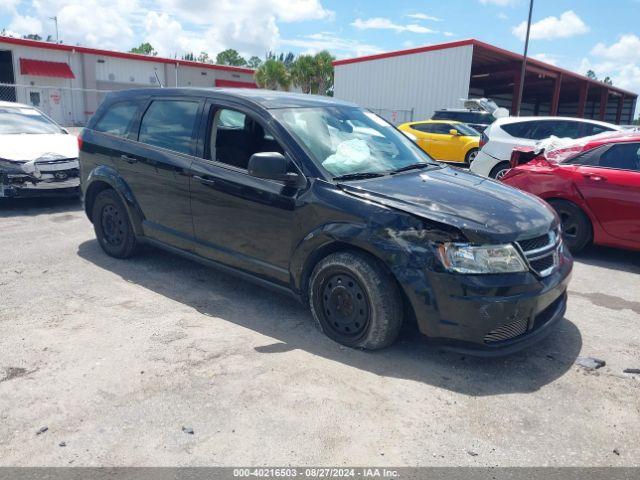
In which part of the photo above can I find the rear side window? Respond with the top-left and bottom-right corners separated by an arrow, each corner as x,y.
94,101 -> 138,137
500,121 -> 537,139
138,100 -> 200,155
411,123 -> 435,133
583,123 -> 614,137
431,123 -> 453,134
597,143 -> 640,171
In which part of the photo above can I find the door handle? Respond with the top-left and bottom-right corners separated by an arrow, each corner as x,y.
583,173 -> 607,182
193,175 -> 216,186
120,154 -> 138,164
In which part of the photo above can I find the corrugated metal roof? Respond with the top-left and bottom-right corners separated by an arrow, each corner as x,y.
19,58 -> 75,78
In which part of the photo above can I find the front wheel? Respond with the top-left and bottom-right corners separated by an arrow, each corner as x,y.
547,199 -> 592,253
309,251 -> 403,350
465,148 -> 479,164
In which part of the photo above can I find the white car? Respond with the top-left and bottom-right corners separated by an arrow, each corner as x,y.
0,101 -> 79,198
470,116 -> 622,179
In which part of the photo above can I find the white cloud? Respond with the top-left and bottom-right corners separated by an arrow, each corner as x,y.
443,31 -> 454,37
498,12 -> 508,20
479,0 -> 518,6
588,34 -> 640,102
0,0 -> 21,12
405,13 -> 442,22
3,0 -> 335,58
531,53 -> 559,66
280,32 -> 383,58
7,13 -> 42,35
512,10 -> 589,41
351,17 -> 437,34
591,34 -> 640,64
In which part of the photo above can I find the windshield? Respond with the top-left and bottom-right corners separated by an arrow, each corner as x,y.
273,106 -> 439,178
0,107 -> 63,134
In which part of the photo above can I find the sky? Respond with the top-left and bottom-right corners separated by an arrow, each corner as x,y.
1,0 -> 639,115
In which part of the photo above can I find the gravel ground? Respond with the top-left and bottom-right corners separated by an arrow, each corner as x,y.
0,197 -> 639,466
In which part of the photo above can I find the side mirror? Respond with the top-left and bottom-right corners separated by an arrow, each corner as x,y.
449,129 -> 459,136
248,152 -> 303,186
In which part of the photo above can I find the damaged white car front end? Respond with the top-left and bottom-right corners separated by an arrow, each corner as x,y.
0,103 -> 79,198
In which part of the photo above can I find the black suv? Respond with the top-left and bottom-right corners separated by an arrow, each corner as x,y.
79,88 -> 572,354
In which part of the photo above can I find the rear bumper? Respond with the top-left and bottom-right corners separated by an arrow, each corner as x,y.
405,245 -> 573,356
469,151 -> 500,177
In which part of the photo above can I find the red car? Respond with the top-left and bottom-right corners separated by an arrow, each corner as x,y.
501,131 -> 640,253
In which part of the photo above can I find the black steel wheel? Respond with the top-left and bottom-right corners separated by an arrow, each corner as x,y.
548,199 -> 592,253
92,189 -> 139,258
309,251 -> 403,350
321,272 -> 370,339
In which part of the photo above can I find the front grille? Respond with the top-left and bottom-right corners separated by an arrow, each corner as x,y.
484,318 -> 528,343
516,230 -> 560,277
518,234 -> 551,251
530,255 -> 554,272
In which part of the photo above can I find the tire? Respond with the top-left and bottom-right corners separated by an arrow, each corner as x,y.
547,199 -> 592,253
309,251 -> 403,350
489,161 -> 511,180
465,148 -> 479,165
92,189 -> 139,259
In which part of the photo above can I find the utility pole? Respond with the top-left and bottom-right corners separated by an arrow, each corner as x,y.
516,0 -> 534,116
49,16 -> 59,43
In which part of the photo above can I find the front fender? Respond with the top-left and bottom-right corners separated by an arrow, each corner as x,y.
84,165 -> 144,236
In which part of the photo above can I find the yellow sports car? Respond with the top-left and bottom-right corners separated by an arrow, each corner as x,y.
399,120 -> 480,164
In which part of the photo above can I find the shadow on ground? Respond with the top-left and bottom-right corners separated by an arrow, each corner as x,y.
77,240 -> 582,397
574,245 -> 640,275
0,196 -> 82,218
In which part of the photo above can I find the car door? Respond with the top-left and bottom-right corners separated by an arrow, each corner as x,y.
188,100 -> 301,284
118,96 -> 204,250
428,123 -> 456,160
571,142 -> 640,241
409,123 -> 437,157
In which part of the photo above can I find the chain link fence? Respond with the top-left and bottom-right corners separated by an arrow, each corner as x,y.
367,107 -> 414,125
0,83 -> 116,127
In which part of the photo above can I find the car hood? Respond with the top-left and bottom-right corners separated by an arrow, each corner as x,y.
340,166 -> 557,243
0,134 -> 78,162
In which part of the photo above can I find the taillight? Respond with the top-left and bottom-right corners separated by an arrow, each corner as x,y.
77,134 -> 83,152
479,132 -> 488,149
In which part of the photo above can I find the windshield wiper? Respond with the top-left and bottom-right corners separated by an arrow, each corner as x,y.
333,171 -> 389,181
389,162 -> 436,174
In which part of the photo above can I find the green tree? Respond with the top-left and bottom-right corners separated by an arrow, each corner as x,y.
313,50 -> 335,96
129,42 -> 157,56
290,54 -> 317,93
216,49 -> 247,66
23,34 -> 42,41
247,56 -> 262,69
182,52 -> 195,61
603,76 -> 613,86
197,51 -> 212,64
254,59 -> 290,91
586,70 -> 597,80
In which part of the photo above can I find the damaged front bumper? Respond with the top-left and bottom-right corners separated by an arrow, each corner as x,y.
0,158 -> 80,198
401,244 -> 573,356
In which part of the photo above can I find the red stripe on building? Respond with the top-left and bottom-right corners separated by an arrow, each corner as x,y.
214,79 -> 257,88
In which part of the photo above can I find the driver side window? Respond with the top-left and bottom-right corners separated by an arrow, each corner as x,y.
205,107 -> 284,170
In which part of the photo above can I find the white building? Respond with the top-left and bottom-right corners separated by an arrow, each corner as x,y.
0,36 -> 257,125
333,39 -> 637,125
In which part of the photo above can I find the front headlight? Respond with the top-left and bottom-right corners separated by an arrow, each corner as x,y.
437,243 -> 528,274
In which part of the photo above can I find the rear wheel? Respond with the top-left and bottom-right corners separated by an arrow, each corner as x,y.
92,189 -> 138,258
547,199 -> 592,253
465,148 -> 479,165
489,161 -> 511,180
309,251 -> 403,350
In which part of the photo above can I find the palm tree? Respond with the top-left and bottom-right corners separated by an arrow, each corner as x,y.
313,50 -> 335,96
254,59 -> 290,91
290,55 -> 317,94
